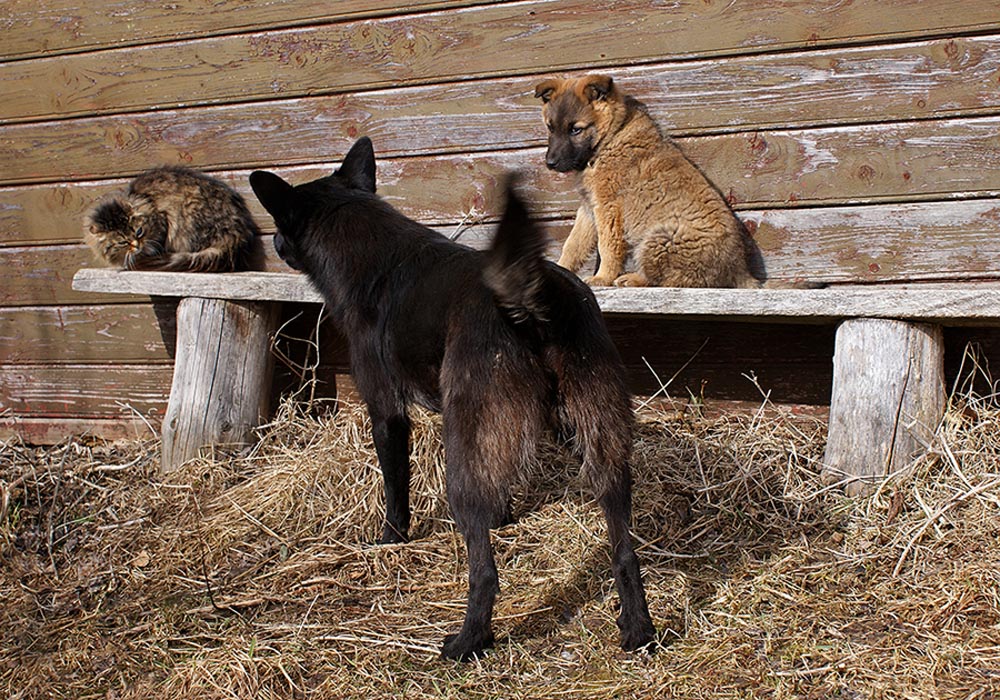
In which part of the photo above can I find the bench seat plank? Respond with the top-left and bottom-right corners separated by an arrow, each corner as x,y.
72,268 -> 1000,324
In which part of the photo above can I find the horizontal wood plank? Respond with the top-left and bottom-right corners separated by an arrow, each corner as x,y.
4,0 -> 999,123
0,240 -> 297,306
0,416 -> 162,443
0,1 -> 494,61
9,195 -> 1000,307
0,304 -> 176,363
69,268 -> 1000,324
5,34 -> 1000,185
4,322 -> 997,441
6,115 -> 1000,247
0,363 -> 172,417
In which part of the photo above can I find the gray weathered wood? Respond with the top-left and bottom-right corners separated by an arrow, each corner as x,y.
160,297 -> 280,472
6,1 -> 998,124
72,268 -> 1000,324
8,52 -> 1000,186
822,319 -> 946,495
73,269 -> 324,304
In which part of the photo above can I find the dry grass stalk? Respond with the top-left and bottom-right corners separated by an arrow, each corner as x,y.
1,362 -> 998,699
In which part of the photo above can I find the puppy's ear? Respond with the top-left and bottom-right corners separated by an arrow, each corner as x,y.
249,171 -> 294,219
338,136 -> 377,193
581,75 -> 614,102
533,78 -> 561,103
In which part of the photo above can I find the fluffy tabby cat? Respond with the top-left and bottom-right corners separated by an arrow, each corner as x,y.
84,166 -> 260,271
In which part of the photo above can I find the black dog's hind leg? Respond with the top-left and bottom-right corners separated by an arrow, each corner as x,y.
439,361 -> 544,660
566,379 -> 656,651
440,429 -> 506,660
594,464 -> 656,651
441,515 -> 499,661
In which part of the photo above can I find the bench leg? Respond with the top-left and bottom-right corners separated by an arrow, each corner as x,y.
160,297 -> 280,473
822,318 -> 945,495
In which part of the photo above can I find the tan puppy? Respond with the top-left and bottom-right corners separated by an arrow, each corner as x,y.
535,75 -> 758,288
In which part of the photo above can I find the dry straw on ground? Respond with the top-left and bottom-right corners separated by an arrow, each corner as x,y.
1,361 -> 998,699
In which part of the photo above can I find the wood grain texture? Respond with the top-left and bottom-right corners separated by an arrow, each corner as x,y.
1,1 -> 494,61
70,268 -> 1000,324
6,0 -> 1000,441
0,242 -> 293,306
13,189 -> 1000,307
0,416 -> 161,443
0,300 -> 340,366
4,0 -> 999,123
5,33 -> 1000,184
740,199 -> 1000,284
5,116 -> 1000,248
73,270 -> 322,304
18,186 -> 1000,308
4,322 -> 998,430
823,319 -> 946,494
160,298 -> 279,471
0,303 -> 176,363
27,194 -> 1000,306
0,363 -> 172,417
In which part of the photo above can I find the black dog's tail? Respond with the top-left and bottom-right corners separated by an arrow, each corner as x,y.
483,175 -> 548,323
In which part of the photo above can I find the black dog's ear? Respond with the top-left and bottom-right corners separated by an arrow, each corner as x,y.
338,136 -> 377,193
249,171 -> 295,219
581,75 -> 614,102
534,78 -> 560,103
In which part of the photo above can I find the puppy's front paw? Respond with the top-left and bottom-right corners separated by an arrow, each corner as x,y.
613,273 -> 649,287
584,275 -> 614,287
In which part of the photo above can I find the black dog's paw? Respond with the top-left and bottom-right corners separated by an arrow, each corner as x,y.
619,619 -> 657,654
441,630 -> 495,661
375,524 -> 409,545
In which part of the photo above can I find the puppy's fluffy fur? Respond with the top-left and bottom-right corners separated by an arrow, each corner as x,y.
536,75 -> 759,288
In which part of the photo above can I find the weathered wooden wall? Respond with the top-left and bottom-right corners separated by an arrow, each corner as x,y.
2,1 -> 1000,440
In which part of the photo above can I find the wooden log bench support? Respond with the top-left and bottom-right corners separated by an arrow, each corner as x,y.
162,297 -> 280,469
73,269 -> 1000,487
824,319 -> 946,496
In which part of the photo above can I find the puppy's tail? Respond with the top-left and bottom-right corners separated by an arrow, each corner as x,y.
483,174 -> 548,322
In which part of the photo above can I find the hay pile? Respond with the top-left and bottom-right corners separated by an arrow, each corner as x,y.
2,377 -> 998,699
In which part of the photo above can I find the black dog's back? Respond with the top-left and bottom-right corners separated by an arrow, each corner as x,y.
250,137 -> 654,660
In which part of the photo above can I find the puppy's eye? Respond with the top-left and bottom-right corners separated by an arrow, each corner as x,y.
569,125 -> 585,136
545,122 -> 554,133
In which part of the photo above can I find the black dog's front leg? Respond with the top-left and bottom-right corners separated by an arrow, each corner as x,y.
370,411 -> 411,544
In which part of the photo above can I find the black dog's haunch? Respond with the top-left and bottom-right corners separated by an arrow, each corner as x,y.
250,137 -> 656,660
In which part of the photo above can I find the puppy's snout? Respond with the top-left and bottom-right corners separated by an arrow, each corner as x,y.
544,147 -> 565,171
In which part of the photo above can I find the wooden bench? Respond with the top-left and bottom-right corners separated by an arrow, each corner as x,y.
4,2 -> 995,489
72,267 -> 1000,493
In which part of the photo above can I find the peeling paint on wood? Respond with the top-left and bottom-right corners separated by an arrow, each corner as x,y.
5,1 -> 1000,438
4,1 -> 999,124
5,34 -> 1000,185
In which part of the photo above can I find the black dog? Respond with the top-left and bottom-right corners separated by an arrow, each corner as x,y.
250,137 -> 655,660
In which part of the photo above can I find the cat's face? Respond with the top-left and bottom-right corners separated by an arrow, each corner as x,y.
250,136 -> 377,273
84,195 -> 166,269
